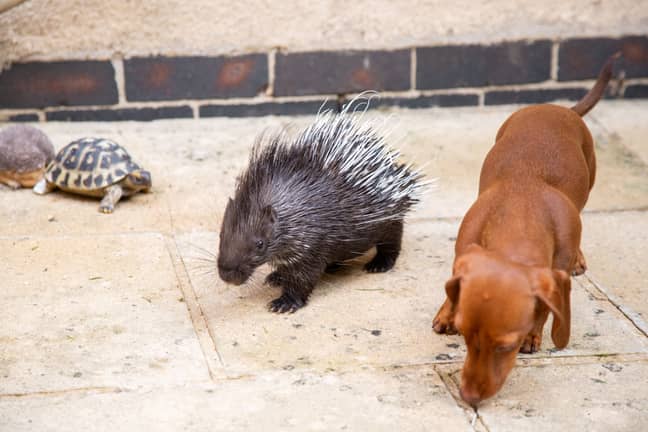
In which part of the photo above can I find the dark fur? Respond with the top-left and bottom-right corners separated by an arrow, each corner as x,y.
218,114 -> 423,313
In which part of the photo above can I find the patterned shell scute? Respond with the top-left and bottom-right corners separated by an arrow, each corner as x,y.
46,137 -> 140,191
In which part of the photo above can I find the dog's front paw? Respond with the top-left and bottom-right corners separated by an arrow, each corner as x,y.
572,249 -> 587,276
433,307 -> 457,335
520,332 -> 542,353
433,300 -> 458,334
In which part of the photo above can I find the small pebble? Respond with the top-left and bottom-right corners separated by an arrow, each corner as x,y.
47,215 -> 55,222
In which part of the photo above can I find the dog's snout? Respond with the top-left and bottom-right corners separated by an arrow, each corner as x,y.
460,385 -> 482,407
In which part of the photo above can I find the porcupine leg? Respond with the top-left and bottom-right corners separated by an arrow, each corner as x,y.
365,219 -> 403,273
267,262 -> 325,313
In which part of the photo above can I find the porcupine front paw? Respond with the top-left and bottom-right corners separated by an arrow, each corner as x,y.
268,294 -> 305,314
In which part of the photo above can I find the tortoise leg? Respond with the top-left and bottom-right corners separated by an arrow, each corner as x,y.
99,184 -> 123,214
32,179 -> 56,195
4,179 -> 21,189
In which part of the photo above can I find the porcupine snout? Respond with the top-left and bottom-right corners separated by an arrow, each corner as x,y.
217,256 -> 251,286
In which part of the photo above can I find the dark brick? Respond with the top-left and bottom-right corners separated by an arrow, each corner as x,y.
124,55 -> 268,101
45,106 -> 193,122
558,36 -> 648,81
0,61 -> 118,109
624,84 -> 648,98
417,40 -> 552,89
200,100 -> 339,117
274,50 -> 410,97
485,88 -> 588,105
8,113 -> 40,122
343,93 -> 479,111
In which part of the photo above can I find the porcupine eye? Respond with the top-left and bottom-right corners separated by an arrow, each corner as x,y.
255,240 -> 264,250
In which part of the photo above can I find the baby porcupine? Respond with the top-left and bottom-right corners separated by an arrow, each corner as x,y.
218,105 -> 425,313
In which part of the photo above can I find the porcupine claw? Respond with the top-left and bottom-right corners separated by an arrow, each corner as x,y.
268,295 -> 304,314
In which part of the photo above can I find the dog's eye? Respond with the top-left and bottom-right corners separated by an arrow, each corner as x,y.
255,240 -> 264,250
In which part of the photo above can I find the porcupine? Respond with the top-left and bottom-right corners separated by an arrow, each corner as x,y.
217,101 -> 425,313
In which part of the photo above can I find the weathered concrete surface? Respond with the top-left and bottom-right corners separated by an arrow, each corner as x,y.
581,211 -> 648,324
178,224 -> 648,379
2,0 -> 647,65
1,100 -> 647,430
0,234 -> 208,394
0,368 -> 472,432
477,360 -> 648,431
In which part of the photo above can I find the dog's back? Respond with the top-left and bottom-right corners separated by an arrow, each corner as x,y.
480,104 -> 595,211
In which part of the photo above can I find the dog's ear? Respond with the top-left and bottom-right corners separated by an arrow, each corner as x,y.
533,269 -> 571,349
445,275 -> 461,304
446,252 -> 474,304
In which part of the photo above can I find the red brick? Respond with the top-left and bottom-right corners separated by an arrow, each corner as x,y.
124,55 -> 268,101
274,50 -> 410,97
0,61 -> 118,108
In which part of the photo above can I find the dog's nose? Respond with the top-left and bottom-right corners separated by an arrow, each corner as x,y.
460,386 -> 482,407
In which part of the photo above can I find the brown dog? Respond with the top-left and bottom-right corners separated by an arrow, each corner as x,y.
432,53 -> 619,406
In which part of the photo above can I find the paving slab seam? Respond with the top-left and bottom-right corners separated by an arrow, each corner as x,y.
204,352 -> 648,386
582,206 -> 648,215
581,272 -> 648,337
434,365 -> 489,432
0,386 -> 122,400
164,235 -> 225,379
0,230 -> 167,241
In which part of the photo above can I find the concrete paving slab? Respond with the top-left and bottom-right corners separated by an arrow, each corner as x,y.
0,186 -> 168,237
0,233 -> 208,394
581,211 -> 648,324
0,368 -> 471,432
4,100 -> 644,237
393,103 -> 648,219
1,100 -> 647,430
178,219 -> 647,378
478,360 -> 648,432
177,220 -> 465,375
589,100 -> 648,166
557,276 -> 648,355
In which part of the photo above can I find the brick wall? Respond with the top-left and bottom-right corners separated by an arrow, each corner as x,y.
1,35 -> 647,121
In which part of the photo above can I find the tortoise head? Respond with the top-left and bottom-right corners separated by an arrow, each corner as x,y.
123,169 -> 152,192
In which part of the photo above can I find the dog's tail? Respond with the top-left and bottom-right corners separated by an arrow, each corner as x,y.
570,52 -> 621,117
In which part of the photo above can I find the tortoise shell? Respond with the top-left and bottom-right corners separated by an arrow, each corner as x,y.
45,138 -> 141,192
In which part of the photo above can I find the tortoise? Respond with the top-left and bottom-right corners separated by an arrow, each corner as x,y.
33,137 -> 152,213
0,125 -> 55,189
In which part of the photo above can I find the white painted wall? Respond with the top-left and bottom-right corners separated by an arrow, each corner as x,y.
1,0 -> 647,68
